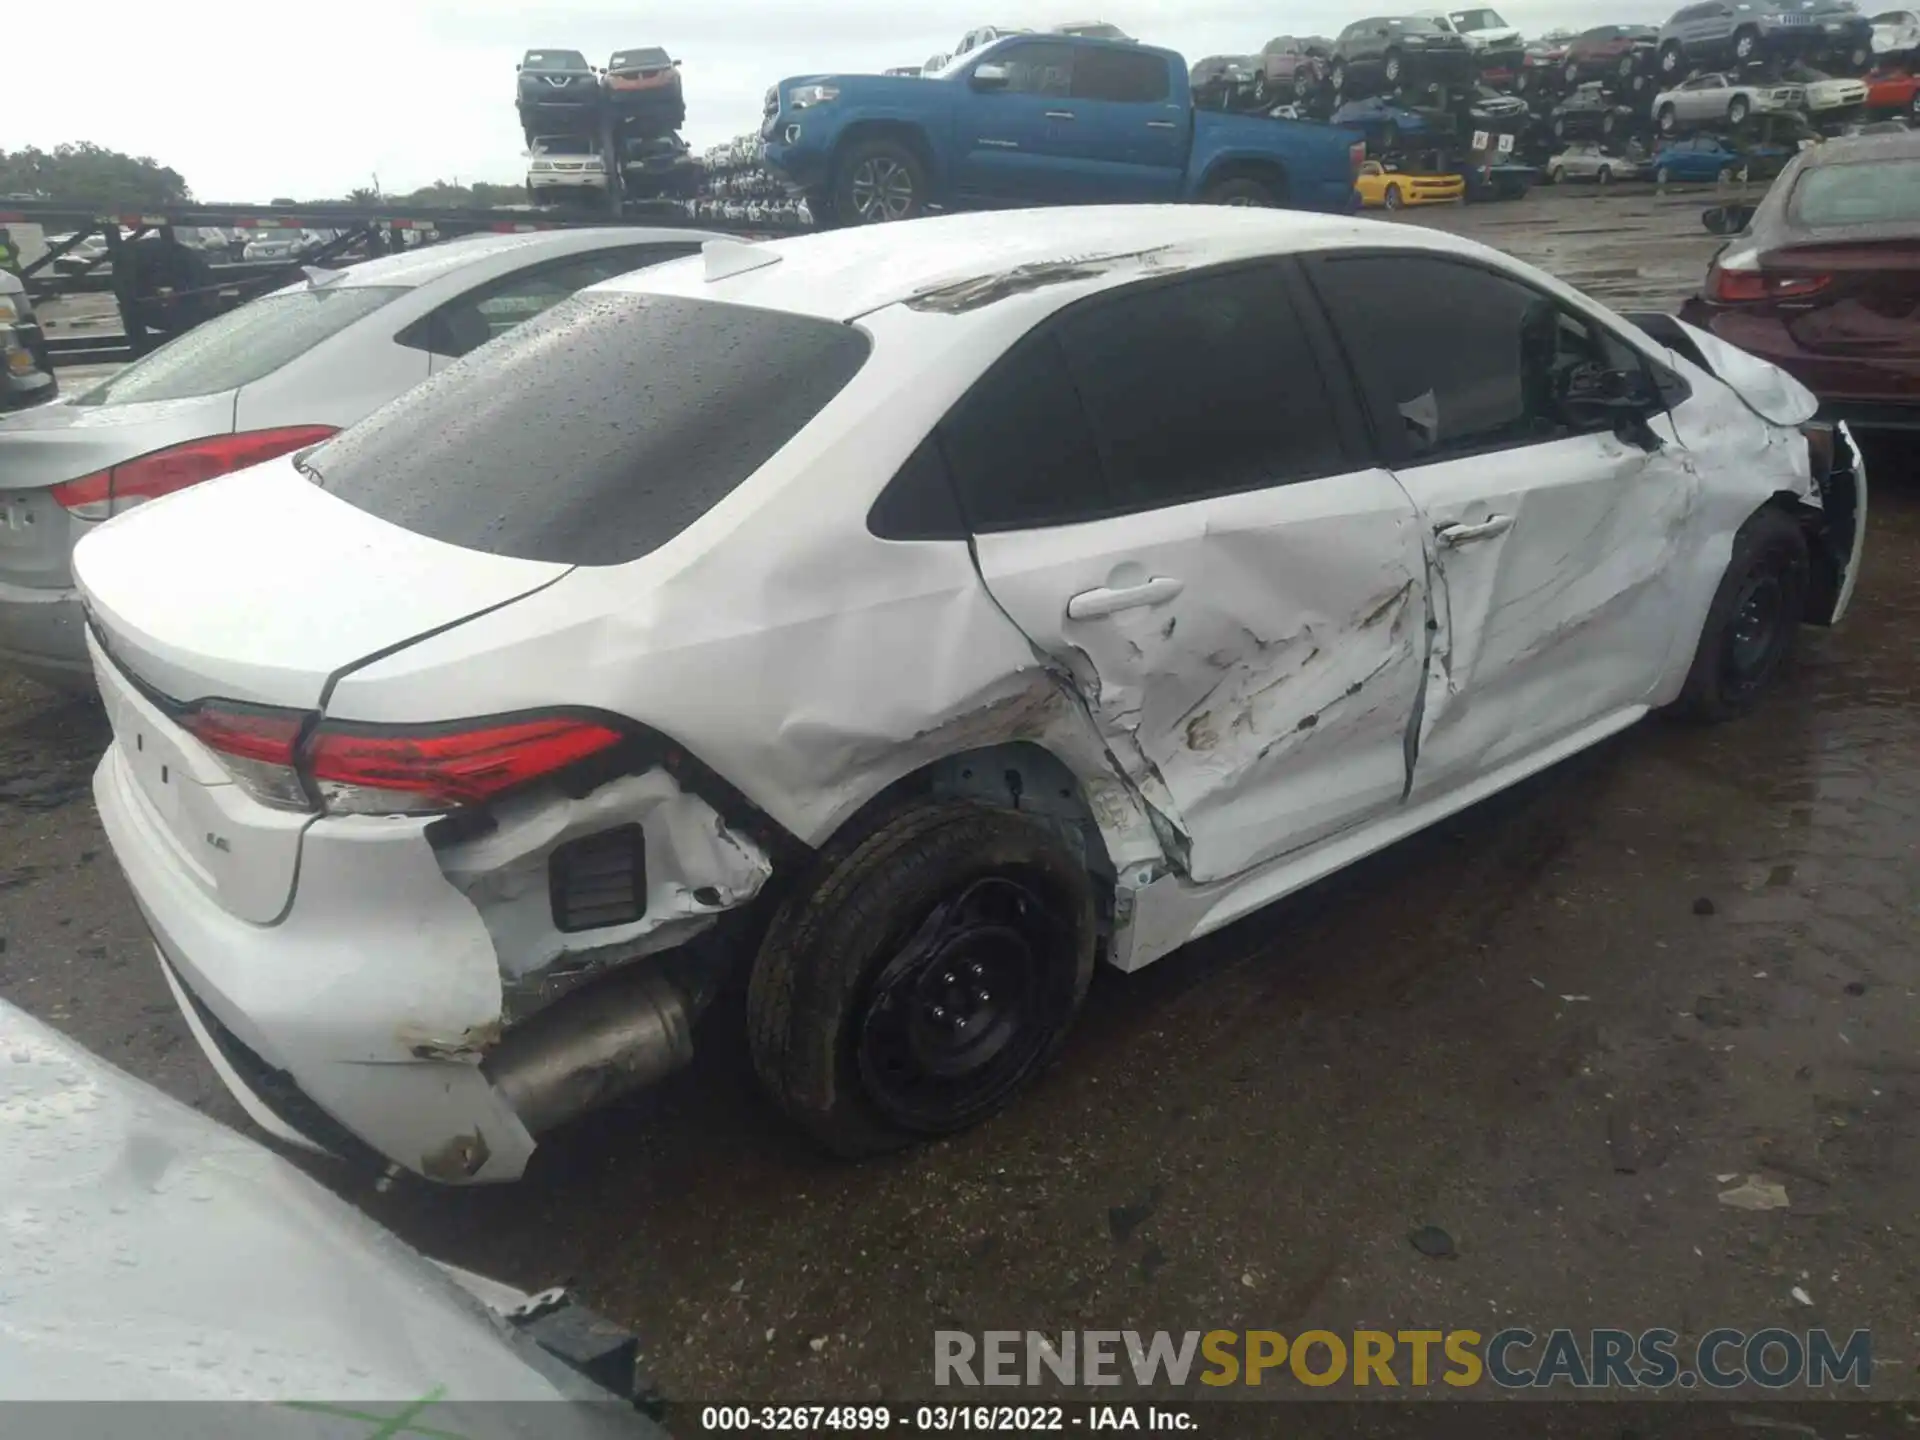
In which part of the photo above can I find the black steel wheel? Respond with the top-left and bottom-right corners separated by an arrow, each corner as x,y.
1672,507 -> 1810,721
747,801 -> 1098,1156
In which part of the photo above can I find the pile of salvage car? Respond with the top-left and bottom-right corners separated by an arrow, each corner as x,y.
667,5 -> 1920,224
516,46 -> 699,208
1189,4 -> 1920,199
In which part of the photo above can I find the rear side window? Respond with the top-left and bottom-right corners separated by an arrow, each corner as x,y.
72,286 -> 407,407
1053,267 -> 1347,511
309,293 -> 871,566
1073,48 -> 1171,102
939,334 -> 1107,530
403,244 -> 697,358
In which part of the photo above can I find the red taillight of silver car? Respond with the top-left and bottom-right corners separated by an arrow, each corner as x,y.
51,425 -> 339,520
181,703 -> 628,815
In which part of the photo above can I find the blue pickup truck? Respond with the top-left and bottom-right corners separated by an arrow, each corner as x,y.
760,35 -> 1365,224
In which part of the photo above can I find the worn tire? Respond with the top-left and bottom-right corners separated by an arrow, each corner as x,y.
1203,174 -> 1280,205
1384,182 -> 1406,209
831,138 -> 927,225
1671,507 -> 1810,723
1658,103 -> 1678,133
746,801 -> 1099,1157
1728,95 -> 1750,124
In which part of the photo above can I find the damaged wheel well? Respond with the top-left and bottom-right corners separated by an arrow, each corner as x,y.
811,742 -> 1120,937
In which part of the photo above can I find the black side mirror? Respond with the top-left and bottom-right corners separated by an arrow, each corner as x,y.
1557,365 -> 1663,448
1703,202 -> 1756,233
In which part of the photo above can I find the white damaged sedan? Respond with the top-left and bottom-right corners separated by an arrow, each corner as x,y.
75,208 -> 1865,1182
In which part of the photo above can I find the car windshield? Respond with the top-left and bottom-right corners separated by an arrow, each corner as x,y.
611,48 -> 670,69
533,135 -> 596,155
306,293 -> 873,567
1390,17 -> 1449,33
1790,157 -> 1920,223
1449,9 -> 1507,28
71,285 -> 407,407
524,50 -> 588,69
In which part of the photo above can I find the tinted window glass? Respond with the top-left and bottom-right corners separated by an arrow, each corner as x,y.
1054,268 -> 1347,511
995,41 -> 1074,94
1073,47 -> 1171,101
416,244 -> 696,358
1310,256 -> 1604,462
310,294 -> 870,566
938,334 -> 1107,530
72,286 -> 407,407
1791,158 -> 1920,224
524,51 -> 589,69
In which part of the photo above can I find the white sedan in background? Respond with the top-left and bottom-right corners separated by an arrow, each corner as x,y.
0,225 -> 716,689
1654,72 -> 1807,132
76,207 -> 1864,1184
1871,9 -> 1920,52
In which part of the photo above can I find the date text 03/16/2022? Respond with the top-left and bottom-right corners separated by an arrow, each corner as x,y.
698,1405 -> 1194,1431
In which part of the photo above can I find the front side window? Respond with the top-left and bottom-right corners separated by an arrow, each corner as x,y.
992,41 -> 1074,94
72,285 -> 407,407
1308,255 -> 1634,464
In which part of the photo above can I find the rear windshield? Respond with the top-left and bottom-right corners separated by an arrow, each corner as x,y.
1790,158 -> 1920,224
306,293 -> 872,567
72,285 -> 406,407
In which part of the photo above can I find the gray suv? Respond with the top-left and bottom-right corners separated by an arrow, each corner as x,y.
1657,0 -> 1874,77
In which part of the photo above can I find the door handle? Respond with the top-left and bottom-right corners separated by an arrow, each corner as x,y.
1146,119 -> 1178,129
1435,515 -> 1515,547
1066,577 -> 1184,620
1044,109 -> 1077,120
979,139 -> 1019,148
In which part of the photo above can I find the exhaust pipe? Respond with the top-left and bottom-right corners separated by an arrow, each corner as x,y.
485,966 -> 694,1136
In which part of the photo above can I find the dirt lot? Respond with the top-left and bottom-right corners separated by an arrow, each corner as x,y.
2,186 -> 1916,1409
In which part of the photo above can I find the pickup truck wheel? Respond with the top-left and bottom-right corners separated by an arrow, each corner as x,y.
1671,507 -> 1808,723
834,139 -> 926,224
1383,50 -> 1404,84
746,801 -> 1098,1157
1733,28 -> 1759,62
1202,175 -> 1280,206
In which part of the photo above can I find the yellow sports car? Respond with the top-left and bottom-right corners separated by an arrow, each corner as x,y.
1354,161 -> 1465,210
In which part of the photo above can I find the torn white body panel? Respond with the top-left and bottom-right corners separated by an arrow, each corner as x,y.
1397,424 -> 1701,802
971,469 -> 1430,884
438,769 -> 772,984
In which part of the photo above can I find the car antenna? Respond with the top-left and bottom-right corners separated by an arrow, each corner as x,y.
702,237 -> 782,281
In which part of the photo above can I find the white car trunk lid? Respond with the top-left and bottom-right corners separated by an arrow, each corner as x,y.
74,456 -> 571,709
76,458 -> 570,924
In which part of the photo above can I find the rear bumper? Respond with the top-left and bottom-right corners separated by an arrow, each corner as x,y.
93,737 -> 542,1184
0,581 -> 91,689
1677,299 -> 1920,418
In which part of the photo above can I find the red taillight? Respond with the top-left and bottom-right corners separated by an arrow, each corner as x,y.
182,703 -> 628,815
1706,265 -> 1832,304
306,714 -> 627,814
51,425 -> 339,520
183,703 -> 311,811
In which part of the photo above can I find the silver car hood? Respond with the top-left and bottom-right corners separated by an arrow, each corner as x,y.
0,391 -> 237,492
0,999 -> 657,1432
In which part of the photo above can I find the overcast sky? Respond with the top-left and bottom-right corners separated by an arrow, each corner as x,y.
6,0 -> 1676,201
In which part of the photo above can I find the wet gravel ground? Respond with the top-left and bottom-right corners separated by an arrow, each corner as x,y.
2,188 -> 1916,1410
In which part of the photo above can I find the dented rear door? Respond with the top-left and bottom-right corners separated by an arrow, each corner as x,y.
946,265 -> 1431,884
1303,250 -> 1695,803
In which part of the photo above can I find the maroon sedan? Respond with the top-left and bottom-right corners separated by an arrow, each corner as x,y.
1562,23 -> 1659,84
1680,130 -> 1920,429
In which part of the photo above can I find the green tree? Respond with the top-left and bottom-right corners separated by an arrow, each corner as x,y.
396,179 -> 525,209
0,142 -> 190,209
